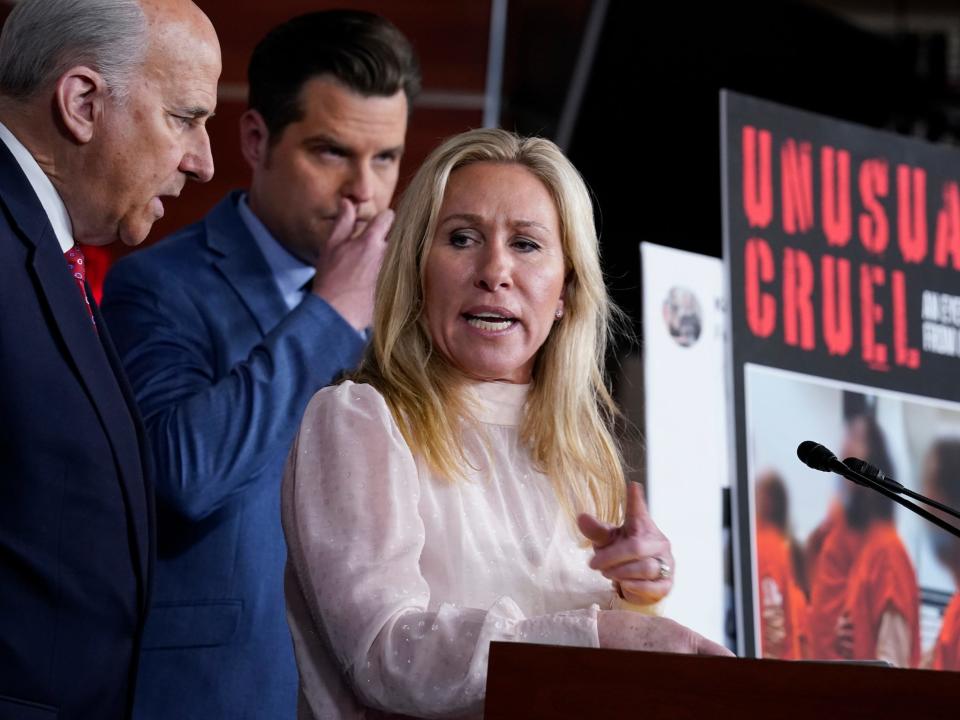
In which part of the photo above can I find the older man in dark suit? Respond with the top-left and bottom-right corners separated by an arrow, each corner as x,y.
0,1 -> 220,718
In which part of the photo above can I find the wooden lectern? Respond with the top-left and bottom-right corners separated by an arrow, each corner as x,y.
484,642 -> 959,719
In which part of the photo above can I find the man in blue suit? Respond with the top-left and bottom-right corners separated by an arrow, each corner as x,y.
101,11 -> 420,718
0,1 -> 220,718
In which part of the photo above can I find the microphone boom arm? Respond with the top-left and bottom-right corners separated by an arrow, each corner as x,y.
797,440 -> 960,539
843,457 -> 960,523
839,460 -> 960,540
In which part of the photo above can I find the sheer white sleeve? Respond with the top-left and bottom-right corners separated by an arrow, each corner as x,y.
282,383 -> 601,719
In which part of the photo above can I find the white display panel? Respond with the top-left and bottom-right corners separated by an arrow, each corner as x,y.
641,242 -> 727,645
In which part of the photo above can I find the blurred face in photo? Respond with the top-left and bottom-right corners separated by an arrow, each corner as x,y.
923,447 -> 960,570
841,415 -> 871,461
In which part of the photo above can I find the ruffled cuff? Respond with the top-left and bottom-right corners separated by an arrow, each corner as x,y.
509,603 -> 601,649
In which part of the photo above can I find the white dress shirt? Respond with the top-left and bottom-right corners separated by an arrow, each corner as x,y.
0,120 -> 74,252
283,380 -> 630,719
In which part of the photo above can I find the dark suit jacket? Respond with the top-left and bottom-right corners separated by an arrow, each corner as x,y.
0,140 -> 153,719
101,192 -> 365,719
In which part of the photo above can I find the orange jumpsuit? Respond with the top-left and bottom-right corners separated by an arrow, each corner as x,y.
807,508 -> 863,659
756,523 -> 807,659
789,581 -> 810,659
933,593 -> 960,672
843,522 -> 920,667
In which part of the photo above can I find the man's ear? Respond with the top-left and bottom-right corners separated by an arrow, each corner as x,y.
239,109 -> 271,170
55,66 -> 106,144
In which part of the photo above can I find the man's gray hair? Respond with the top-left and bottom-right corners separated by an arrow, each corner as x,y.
0,0 -> 148,101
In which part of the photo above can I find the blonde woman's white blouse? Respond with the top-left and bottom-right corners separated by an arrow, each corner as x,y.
281,380 -> 623,719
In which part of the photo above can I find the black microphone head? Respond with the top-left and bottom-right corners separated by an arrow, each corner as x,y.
797,441 -> 838,472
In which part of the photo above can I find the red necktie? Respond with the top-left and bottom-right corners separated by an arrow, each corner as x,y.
64,245 -> 97,330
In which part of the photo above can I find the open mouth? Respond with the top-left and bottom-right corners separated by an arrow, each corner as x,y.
464,313 -> 518,331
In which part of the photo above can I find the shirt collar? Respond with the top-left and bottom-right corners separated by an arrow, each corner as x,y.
0,120 -> 75,253
237,193 -> 315,311
465,380 -> 530,426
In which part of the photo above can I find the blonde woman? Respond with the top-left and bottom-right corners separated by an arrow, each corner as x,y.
282,128 -> 731,719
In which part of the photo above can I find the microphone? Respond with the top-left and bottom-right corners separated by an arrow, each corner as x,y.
844,456 -> 960,522
796,441 -> 867,486
842,457 -> 904,494
796,440 -> 960,539
796,440 -> 839,473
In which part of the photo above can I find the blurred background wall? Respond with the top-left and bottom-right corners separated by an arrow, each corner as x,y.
2,0 -> 959,330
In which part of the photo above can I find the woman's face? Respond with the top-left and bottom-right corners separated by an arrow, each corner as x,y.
841,415 -> 870,460
922,451 -> 960,566
423,161 -> 566,383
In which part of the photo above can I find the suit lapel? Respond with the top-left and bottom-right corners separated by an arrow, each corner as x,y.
205,192 -> 289,335
0,144 -> 148,599
94,295 -> 152,611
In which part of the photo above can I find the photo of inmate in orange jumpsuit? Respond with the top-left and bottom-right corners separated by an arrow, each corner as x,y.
923,438 -> 960,672
805,412 -> 920,666
832,415 -> 919,667
841,521 -> 920,667
933,595 -> 960,671
756,471 -> 808,659
805,502 -> 863,660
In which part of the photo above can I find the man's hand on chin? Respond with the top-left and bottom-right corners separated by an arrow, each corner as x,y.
311,198 -> 395,332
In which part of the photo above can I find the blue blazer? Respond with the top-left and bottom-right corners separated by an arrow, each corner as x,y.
0,142 -> 153,719
101,192 -> 365,719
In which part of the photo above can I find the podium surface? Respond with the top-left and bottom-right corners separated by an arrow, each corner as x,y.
484,642 -> 959,719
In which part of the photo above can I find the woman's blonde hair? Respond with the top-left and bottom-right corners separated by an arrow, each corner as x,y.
354,128 -> 626,523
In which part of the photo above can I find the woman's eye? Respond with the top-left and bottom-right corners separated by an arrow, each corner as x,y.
450,232 -> 473,247
512,238 -> 541,252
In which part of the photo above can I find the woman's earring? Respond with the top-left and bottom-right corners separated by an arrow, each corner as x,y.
555,308 -> 564,320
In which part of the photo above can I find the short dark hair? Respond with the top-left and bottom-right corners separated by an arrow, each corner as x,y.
248,10 -> 421,142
